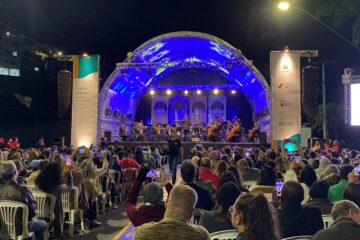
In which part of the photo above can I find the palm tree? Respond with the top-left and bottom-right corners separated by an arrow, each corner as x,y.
312,103 -> 344,139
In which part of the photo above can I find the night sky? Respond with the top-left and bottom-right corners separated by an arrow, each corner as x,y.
1,0 -> 360,147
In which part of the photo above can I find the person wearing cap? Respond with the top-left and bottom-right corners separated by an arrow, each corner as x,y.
125,166 -> 165,227
199,182 -> 240,233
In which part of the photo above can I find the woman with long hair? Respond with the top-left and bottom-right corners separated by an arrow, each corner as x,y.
231,192 -> 281,240
36,158 -> 73,238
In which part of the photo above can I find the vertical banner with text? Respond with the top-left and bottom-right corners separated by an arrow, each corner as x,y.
71,55 -> 99,147
151,96 -> 169,124
169,96 -> 189,124
208,95 -> 226,122
270,51 -> 301,149
189,95 -> 207,125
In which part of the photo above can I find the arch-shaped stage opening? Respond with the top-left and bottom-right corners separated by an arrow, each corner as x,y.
98,31 -> 271,137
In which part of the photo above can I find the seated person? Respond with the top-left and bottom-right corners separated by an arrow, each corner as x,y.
278,181 -> 324,238
248,163 -> 277,191
0,160 -> 47,240
236,159 -> 260,182
328,165 -> 353,203
199,157 -> 219,188
118,151 -> 140,170
344,182 -> 360,208
125,166 -> 165,227
199,182 -> 240,233
312,200 -> 360,240
180,160 -> 213,210
231,192 -> 281,240
134,185 -> 211,240
303,180 -> 333,214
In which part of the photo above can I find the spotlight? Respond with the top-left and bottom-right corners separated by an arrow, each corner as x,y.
184,90 -> 189,95
82,52 -> 88,57
284,46 -> 289,52
197,90 -> 201,95
58,51 -> 63,56
5,31 -> 10,36
166,90 -> 172,95
214,89 -> 219,95
150,90 -> 155,95
231,90 -> 236,94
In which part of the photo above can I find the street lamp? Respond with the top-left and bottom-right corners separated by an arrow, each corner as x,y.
278,2 -> 289,11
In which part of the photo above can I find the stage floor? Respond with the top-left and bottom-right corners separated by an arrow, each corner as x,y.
111,141 -> 269,154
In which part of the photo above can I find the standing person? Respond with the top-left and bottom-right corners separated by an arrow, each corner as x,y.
182,115 -> 190,142
167,130 -> 182,184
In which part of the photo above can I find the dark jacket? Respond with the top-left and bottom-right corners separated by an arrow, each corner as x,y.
279,204 -> 324,238
303,199 -> 333,215
312,218 -> 360,240
125,180 -> 166,227
186,182 -> 213,211
0,180 -> 37,234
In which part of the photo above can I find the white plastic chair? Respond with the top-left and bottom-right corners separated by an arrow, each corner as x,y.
210,230 -> 238,240
109,169 -> 123,205
282,236 -> 312,240
322,214 -> 333,228
99,175 -> 112,214
26,184 -> 39,192
243,181 -> 255,189
190,209 -> 203,225
61,186 -> 84,237
0,201 -> 35,240
32,191 -> 55,240
121,168 -> 139,201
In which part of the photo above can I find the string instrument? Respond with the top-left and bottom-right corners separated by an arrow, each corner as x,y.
207,122 -> 221,138
248,124 -> 259,140
225,123 -> 240,142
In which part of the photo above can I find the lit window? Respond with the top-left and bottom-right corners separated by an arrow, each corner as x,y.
9,68 -> 20,77
0,67 -> 9,75
12,51 -> 18,56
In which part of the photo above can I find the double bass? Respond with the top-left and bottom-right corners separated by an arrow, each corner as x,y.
225,123 -> 240,142
248,122 -> 260,140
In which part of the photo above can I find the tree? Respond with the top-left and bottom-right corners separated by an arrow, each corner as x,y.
312,103 -> 344,139
312,0 -> 360,47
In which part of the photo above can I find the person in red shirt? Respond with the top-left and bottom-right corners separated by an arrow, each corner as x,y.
118,151 -> 140,170
125,166 -> 166,227
199,157 -> 219,188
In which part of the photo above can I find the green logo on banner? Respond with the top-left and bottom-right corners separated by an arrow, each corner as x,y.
78,55 -> 99,79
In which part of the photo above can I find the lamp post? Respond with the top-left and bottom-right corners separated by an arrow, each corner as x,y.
278,2 -> 356,139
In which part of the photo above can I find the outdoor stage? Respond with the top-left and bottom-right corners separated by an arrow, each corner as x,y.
111,141 -> 269,155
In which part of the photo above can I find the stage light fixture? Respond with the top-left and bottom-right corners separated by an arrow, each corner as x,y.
184,90 -> 189,95
5,31 -> 10,36
231,90 -> 236,94
82,52 -> 89,57
150,90 -> 155,95
214,89 -> 219,95
197,90 -> 201,95
166,90 -> 172,95
58,51 -> 63,56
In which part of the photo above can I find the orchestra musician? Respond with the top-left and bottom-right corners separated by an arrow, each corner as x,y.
248,121 -> 260,142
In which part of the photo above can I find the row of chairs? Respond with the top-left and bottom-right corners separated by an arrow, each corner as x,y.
210,230 -> 313,240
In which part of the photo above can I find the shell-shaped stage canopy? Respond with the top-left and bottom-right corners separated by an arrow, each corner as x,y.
98,31 -> 271,132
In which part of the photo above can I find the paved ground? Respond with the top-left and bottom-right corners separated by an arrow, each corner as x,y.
63,164 -> 180,240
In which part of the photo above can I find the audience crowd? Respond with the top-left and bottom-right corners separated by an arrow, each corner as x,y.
0,136 -> 360,240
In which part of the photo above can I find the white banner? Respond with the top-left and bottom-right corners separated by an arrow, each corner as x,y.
270,51 -> 301,141
71,55 -> 99,147
151,96 -> 169,124
208,95 -> 226,122
189,95 -> 207,125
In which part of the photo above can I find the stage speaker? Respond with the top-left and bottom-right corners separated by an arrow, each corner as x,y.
52,137 -> 65,147
258,132 -> 267,144
302,65 -> 319,121
104,131 -> 112,142
57,70 -> 72,119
